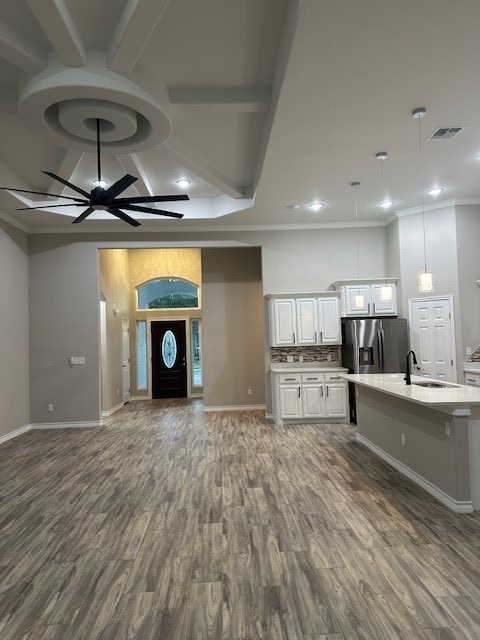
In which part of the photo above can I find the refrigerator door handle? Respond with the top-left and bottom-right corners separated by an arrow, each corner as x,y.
353,322 -> 360,372
378,329 -> 385,372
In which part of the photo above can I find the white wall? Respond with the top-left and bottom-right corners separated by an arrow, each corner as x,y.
0,220 -> 29,438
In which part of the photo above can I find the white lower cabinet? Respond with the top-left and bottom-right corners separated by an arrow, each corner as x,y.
275,371 -> 347,423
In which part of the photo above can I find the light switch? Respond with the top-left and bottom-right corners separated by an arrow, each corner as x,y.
74,356 -> 86,365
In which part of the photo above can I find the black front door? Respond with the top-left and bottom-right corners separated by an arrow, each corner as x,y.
151,320 -> 187,398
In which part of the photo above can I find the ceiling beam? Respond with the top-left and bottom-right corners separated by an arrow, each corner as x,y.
0,20 -> 46,73
116,153 -> 153,197
26,0 -> 87,66
163,137 -> 244,199
169,88 -> 271,113
48,149 -> 84,194
107,0 -> 171,74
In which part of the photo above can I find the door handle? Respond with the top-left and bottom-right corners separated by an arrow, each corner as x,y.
373,302 -> 376,314
315,331 -> 317,343
368,303 -> 371,314
293,332 -> 296,343
326,386 -> 329,396
298,386 -> 301,398
320,331 -> 323,342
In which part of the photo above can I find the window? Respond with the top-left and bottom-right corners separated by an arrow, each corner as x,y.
137,278 -> 199,309
136,320 -> 147,389
191,319 -> 202,387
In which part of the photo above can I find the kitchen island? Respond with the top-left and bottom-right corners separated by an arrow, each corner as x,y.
340,373 -> 480,512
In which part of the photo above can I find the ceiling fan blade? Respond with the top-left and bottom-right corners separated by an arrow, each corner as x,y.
108,207 -> 141,227
43,171 -> 91,198
104,174 -> 137,199
121,204 -> 183,219
114,194 -> 190,204
1,187 -> 87,202
72,207 -> 95,224
16,202 -> 89,210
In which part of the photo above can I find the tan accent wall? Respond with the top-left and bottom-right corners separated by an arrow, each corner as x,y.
202,247 -> 264,408
98,249 -> 130,411
0,221 -> 29,437
127,248 -> 202,397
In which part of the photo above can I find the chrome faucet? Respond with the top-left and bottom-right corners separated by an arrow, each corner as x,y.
404,350 -> 417,385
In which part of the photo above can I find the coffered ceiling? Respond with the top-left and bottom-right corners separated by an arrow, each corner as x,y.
0,0 -> 479,232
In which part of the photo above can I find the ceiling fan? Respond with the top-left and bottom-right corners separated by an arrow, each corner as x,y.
1,118 -> 188,227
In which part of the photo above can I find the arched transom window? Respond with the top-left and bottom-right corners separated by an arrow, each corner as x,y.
137,277 -> 199,309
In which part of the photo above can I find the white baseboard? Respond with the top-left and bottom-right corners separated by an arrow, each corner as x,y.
0,424 -> 31,445
203,404 -> 266,412
101,401 -> 124,418
265,412 -> 274,420
130,395 -> 150,401
31,421 -> 102,430
356,433 -> 473,513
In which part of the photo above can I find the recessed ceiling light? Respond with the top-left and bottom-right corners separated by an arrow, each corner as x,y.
309,203 -> 324,211
287,204 -> 300,209
379,200 -> 394,209
176,179 -> 190,188
93,179 -> 107,188
427,187 -> 443,196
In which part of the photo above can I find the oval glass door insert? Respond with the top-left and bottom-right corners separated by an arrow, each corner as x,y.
162,330 -> 177,368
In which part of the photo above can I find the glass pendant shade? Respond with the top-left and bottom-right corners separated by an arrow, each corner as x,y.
354,294 -> 365,309
379,285 -> 393,302
418,271 -> 434,293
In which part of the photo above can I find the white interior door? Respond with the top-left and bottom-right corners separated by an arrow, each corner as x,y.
122,318 -> 130,403
408,297 -> 456,382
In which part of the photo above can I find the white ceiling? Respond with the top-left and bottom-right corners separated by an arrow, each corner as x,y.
0,0 -> 479,232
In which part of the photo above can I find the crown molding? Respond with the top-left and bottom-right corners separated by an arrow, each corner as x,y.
385,198 -> 480,224
0,210 -> 29,233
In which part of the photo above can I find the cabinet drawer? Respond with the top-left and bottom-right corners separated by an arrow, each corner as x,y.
278,373 -> 301,384
464,373 -> 480,387
301,373 -> 324,383
324,373 -> 345,382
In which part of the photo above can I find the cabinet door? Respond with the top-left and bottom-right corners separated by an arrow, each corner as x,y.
271,299 -> 297,345
371,284 -> 397,316
296,298 -> 318,344
325,383 -> 347,418
279,385 -> 302,419
302,384 -> 325,417
318,297 -> 341,343
344,285 -> 372,316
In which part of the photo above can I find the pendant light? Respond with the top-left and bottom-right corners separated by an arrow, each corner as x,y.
351,181 -> 364,309
412,107 -> 434,293
376,151 -> 393,302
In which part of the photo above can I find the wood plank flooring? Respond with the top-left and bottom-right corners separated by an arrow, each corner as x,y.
1,399 -> 480,638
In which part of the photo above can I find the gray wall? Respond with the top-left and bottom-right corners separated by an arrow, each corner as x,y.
0,221 -> 29,437
29,238 -> 100,424
202,247 -> 264,408
455,204 -> 480,360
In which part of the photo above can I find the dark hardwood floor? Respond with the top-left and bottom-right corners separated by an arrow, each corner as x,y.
1,399 -> 480,639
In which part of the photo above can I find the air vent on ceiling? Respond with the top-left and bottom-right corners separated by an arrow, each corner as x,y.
428,127 -> 463,140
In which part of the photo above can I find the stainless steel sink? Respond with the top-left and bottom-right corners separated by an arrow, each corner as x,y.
413,381 -> 456,388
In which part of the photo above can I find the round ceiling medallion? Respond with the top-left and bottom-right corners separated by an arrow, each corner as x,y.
18,51 -> 172,153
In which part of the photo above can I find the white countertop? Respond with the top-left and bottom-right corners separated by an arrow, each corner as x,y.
270,363 -> 348,373
463,363 -> 480,373
339,373 -> 480,409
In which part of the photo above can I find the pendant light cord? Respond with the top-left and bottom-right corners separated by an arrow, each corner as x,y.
417,115 -> 427,273
353,182 -> 360,290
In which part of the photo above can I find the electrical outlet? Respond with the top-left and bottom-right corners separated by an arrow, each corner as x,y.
327,354 -> 333,362
247,388 -> 252,396
116,389 -> 120,396
467,346 -> 472,356
401,433 -> 406,446
48,404 -> 54,412
299,355 -> 304,362
74,356 -> 86,365
287,355 -> 294,363
445,421 -> 451,436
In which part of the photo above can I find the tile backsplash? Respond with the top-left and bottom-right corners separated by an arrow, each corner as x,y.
467,345 -> 480,362
270,345 -> 340,363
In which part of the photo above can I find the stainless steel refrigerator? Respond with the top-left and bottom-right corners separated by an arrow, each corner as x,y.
341,317 -> 408,423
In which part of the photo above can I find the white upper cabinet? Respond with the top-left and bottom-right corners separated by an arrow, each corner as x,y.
269,293 -> 341,346
271,298 -> 297,345
332,279 -> 398,317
